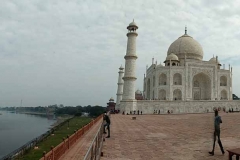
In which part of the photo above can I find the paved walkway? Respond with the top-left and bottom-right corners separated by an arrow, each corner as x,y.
59,119 -> 102,160
101,112 -> 240,160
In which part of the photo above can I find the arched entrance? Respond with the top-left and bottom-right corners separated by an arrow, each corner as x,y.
192,73 -> 211,100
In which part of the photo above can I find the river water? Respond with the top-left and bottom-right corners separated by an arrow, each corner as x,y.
0,111 -> 56,159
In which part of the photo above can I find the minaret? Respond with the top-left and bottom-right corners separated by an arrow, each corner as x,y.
122,20 -> 138,101
116,65 -> 124,110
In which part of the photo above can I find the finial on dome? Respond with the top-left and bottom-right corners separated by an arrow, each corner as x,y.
185,26 -> 187,35
133,19 -> 134,22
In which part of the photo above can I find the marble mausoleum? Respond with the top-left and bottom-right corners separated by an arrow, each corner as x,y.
115,21 -> 240,114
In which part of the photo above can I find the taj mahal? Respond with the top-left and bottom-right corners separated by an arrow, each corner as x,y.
115,20 -> 240,114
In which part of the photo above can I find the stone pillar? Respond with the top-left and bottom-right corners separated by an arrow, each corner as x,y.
169,60 -> 172,100
230,68 -> 233,100
143,74 -> 145,99
116,65 -> 124,110
120,20 -> 138,113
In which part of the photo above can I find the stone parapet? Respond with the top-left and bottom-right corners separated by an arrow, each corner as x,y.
120,100 -> 240,114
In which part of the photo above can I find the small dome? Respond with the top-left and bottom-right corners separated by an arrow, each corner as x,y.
158,63 -> 163,66
109,97 -> 114,101
135,89 -> 142,94
166,53 -> 179,61
209,57 -> 220,64
119,65 -> 124,70
129,21 -> 137,26
127,20 -> 138,30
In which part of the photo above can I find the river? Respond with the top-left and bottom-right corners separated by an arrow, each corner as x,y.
0,110 -> 56,159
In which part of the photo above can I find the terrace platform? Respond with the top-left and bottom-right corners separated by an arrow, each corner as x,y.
101,113 -> 240,160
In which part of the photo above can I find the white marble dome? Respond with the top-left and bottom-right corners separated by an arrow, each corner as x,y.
167,34 -> 203,61
166,53 -> 179,61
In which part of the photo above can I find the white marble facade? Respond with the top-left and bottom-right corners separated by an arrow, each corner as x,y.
119,22 -> 238,114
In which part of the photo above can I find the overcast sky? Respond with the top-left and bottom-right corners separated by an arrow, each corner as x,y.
0,0 -> 240,107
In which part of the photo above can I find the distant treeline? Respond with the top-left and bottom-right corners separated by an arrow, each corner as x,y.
0,105 -> 106,117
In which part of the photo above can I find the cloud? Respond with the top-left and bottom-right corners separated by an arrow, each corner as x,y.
0,0 -> 240,107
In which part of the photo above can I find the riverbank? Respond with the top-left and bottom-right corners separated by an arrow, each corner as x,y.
17,111 -> 54,116
0,111 -> 56,159
19,116 -> 92,160
49,115 -> 74,128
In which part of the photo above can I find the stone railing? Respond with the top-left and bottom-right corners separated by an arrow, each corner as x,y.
83,120 -> 105,160
40,114 -> 103,160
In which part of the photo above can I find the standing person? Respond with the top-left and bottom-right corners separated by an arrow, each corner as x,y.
209,110 -> 225,155
103,112 -> 111,138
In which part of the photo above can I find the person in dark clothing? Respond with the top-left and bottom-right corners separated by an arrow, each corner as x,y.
209,110 -> 225,155
103,112 -> 111,138
137,110 -> 139,115
140,111 -> 142,115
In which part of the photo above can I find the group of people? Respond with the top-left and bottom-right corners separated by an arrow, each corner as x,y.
122,110 -> 143,115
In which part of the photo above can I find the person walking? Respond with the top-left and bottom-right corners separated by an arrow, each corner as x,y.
209,110 -> 225,155
103,112 -> 111,138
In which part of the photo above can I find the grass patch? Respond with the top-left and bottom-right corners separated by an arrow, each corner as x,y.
19,116 -> 92,160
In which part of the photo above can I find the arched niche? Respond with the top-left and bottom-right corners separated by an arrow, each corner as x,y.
221,90 -> 227,100
173,73 -> 182,85
153,76 -> 155,87
158,89 -> 166,100
173,89 -> 182,100
192,73 -> 211,100
220,76 -> 227,86
159,73 -> 167,85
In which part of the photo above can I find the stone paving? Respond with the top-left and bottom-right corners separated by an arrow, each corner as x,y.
101,112 -> 240,160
